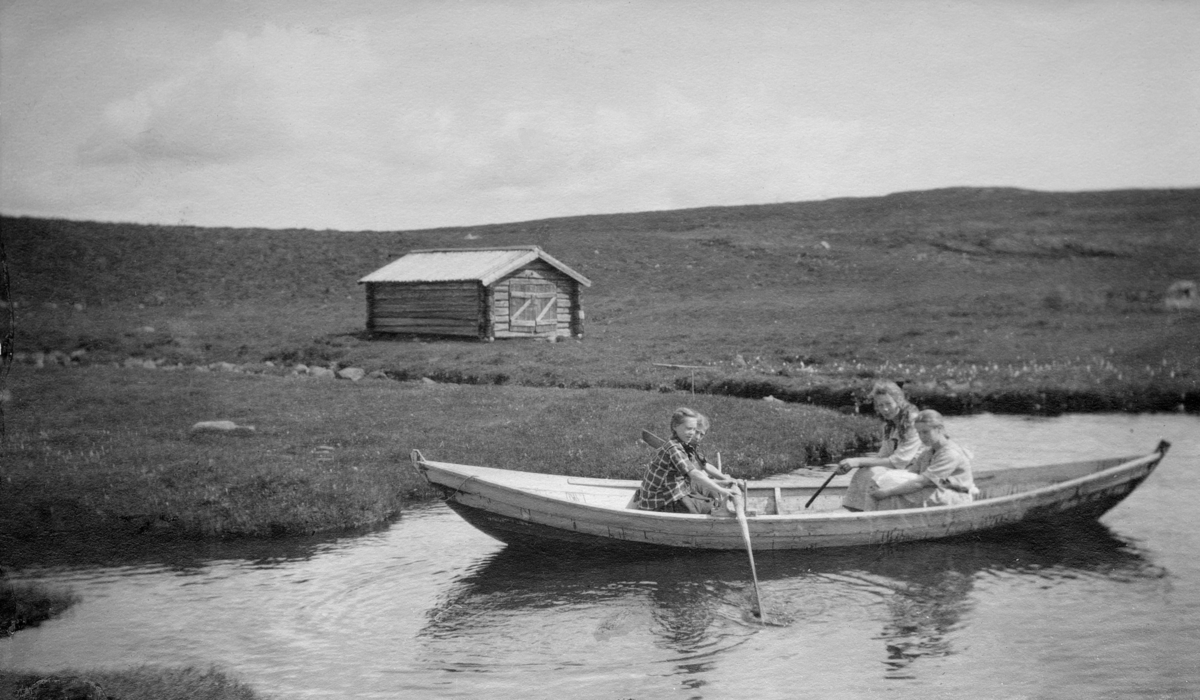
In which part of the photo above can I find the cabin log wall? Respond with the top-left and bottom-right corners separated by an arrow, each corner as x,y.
366,281 -> 484,337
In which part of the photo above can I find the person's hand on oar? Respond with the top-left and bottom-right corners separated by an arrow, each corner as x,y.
704,463 -> 739,489
695,477 -> 739,503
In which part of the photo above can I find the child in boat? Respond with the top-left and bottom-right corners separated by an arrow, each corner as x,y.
867,409 -> 978,510
634,408 -> 740,513
835,380 -> 924,511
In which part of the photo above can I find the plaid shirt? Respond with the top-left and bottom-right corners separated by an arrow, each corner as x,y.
634,437 -> 704,510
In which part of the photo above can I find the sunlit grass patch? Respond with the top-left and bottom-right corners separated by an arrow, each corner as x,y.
1,367 -> 877,541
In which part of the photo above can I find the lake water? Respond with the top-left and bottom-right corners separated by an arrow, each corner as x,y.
3,413 -> 1198,699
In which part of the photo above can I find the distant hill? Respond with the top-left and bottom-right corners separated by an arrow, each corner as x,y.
4,187 -> 1197,308
2,187 -> 1197,407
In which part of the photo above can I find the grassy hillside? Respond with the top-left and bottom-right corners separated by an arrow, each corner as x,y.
3,187 -> 1198,412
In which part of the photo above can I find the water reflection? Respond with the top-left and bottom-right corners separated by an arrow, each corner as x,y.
795,521 -> 1163,678
421,520 -> 1163,680
2,524 -> 391,573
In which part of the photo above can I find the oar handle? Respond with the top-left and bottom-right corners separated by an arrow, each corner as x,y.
641,429 -> 665,449
804,465 -> 842,508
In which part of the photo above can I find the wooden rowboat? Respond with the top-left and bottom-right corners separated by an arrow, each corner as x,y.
409,440 -> 1170,551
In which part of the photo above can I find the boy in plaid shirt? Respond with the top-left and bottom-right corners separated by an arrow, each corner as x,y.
634,408 -> 739,513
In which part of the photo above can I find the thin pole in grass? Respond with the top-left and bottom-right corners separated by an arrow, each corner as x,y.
652,363 -> 705,395
0,225 -> 12,444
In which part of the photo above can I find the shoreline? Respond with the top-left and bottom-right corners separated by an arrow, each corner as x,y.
1,360 -> 1193,568
10,353 -> 1199,416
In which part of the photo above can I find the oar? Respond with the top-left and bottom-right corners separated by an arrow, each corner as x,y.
644,430 -> 763,618
724,454 -> 765,622
804,465 -> 842,509
641,428 -> 665,449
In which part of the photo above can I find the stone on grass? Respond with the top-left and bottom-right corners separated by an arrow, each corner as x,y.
189,420 -> 257,437
337,367 -> 366,381
1165,280 -> 1197,310
310,367 -> 336,379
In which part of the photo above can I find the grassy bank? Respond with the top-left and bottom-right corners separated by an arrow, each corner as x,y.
0,666 -> 263,700
3,187 -> 1197,413
1,579 -> 78,637
0,365 -> 877,548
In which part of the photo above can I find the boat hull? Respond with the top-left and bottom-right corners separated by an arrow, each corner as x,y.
412,442 -> 1169,552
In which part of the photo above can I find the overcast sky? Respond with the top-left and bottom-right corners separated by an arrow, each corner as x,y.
2,0 -> 1197,231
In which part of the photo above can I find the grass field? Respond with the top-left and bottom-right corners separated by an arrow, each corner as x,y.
0,365 -> 876,545
4,187 -> 1197,412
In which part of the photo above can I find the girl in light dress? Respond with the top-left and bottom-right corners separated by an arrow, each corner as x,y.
866,409 -> 977,510
836,382 -> 978,511
836,381 -> 924,511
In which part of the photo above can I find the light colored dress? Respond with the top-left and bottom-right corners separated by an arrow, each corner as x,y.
862,439 -> 977,512
842,408 -> 923,511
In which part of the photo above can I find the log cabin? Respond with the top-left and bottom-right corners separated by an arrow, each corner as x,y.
358,246 -> 592,340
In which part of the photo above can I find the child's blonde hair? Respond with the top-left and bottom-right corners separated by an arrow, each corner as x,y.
915,409 -> 945,428
670,407 -> 701,431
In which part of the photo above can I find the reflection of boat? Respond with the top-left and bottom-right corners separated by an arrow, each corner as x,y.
427,518 -> 1158,606
410,441 -> 1170,551
420,519 -> 1161,667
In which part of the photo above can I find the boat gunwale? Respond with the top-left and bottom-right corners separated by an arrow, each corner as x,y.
416,448 -> 1164,526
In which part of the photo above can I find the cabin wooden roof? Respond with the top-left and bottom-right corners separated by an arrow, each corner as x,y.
357,246 -> 592,287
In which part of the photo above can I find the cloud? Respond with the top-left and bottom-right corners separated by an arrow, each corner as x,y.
63,11 -> 884,227
79,23 -> 378,166
419,90 -> 870,215
4,1 -> 1194,231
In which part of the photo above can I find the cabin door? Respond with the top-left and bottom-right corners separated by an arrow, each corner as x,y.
509,281 -> 558,334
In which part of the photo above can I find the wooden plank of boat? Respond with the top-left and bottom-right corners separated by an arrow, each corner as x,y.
409,440 -> 1170,551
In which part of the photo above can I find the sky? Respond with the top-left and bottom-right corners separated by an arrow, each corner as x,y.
1,0 -> 1197,232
